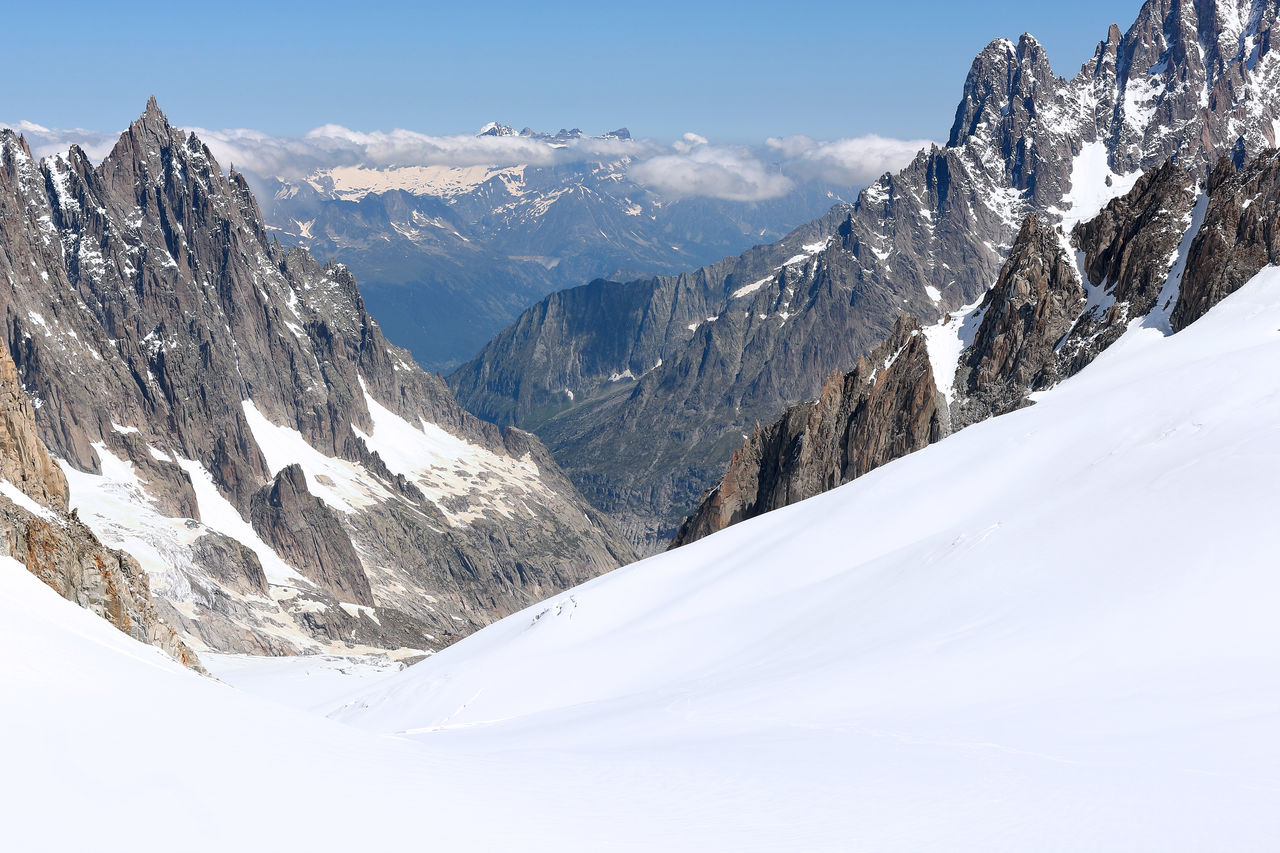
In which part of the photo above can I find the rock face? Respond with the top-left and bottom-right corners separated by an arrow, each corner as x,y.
259,132 -> 852,373
453,0 -> 1280,552
0,337 -> 197,667
1074,160 -> 1199,319
670,317 -> 945,548
250,464 -> 370,606
0,100 -> 635,657
0,336 -> 68,511
675,141 -> 1280,547
1173,150 -> 1280,330
952,215 -> 1084,427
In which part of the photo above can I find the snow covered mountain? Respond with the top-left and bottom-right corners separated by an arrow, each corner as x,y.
8,258 -> 1280,850
0,100 -> 633,662
452,0 -> 1280,551
672,141 -> 1279,545
257,130 -> 854,372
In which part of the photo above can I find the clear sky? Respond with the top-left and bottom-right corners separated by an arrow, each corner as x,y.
2,0 -> 1144,142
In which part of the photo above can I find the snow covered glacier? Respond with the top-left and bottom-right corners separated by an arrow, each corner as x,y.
7,263 -> 1280,850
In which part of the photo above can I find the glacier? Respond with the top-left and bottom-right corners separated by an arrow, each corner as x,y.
8,266 -> 1280,850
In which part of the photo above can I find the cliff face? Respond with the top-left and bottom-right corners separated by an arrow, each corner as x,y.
0,101 -> 634,658
1173,150 -> 1280,331
952,214 -> 1085,428
249,464 -> 371,607
671,317 -> 946,548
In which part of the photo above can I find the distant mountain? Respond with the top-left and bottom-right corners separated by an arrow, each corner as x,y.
254,127 -> 856,371
0,99 -> 634,662
452,0 -> 1280,552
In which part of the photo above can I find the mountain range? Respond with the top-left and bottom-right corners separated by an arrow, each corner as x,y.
254,133 -> 857,372
4,0 -> 1280,847
8,143 -> 1280,852
451,0 -> 1280,551
0,99 -> 633,660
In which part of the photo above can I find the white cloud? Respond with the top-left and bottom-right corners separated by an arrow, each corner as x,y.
3,114 -> 936,204
771,134 -> 935,187
630,140 -> 795,202
189,125 -> 660,181
671,132 -> 709,154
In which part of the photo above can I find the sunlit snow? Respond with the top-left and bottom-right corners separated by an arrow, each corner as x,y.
9,266 -> 1280,851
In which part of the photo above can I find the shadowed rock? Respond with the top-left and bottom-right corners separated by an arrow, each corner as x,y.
251,464 -> 371,606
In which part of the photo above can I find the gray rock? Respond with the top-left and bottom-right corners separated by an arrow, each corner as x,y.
671,316 -> 946,547
0,99 -> 635,657
1173,151 -> 1280,330
250,464 -> 371,606
952,214 -> 1083,427
0,335 -> 198,668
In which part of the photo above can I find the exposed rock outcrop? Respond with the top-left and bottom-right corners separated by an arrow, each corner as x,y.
1073,160 -> 1199,319
1173,150 -> 1280,330
671,317 -> 946,547
0,335 -> 68,511
251,464 -> 370,606
952,215 -> 1083,427
0,338 -> 197,668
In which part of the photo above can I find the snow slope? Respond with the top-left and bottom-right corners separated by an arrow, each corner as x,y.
0,554 -> 585,851
333,268 -> 1280,848
6,270 -> 1280,850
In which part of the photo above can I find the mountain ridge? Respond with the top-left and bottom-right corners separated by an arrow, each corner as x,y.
0,98 -> 634,661
258,146 -> 855,372
452,0 -> 1280,552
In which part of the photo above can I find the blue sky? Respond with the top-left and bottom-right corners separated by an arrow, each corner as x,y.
3,1 -> 1144,142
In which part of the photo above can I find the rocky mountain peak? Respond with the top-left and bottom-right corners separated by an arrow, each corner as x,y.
948,33 -> 1056,149
0,333 -> 197,667
0,99 -> 635,657
478,121 -> 517,137
455,0 -> 1280,554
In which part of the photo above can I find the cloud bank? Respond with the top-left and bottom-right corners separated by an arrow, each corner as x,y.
188,125 -> 661,179
2,117 -> 935,203
630,135 -> 795,202
0,120 -> 122,163
769,134 -> 938,187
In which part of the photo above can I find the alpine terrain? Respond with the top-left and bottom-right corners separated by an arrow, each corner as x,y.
257,129 -> 854,372
6,189 -> 1280,852
3,0 -> 1278,849
0,99 -> 633,662
453,0 -> 1280,551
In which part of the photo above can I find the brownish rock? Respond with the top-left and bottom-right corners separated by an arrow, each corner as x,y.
0,337 -> 197,668
0,341 -> 68,511
953,214 -> 1083,427
1173,151 -> 1280,331
672,316 -> 946,547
